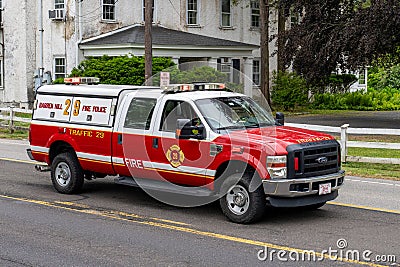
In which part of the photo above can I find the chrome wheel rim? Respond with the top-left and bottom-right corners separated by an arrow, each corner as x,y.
55,162 -> 71,187
226,184 -> 250,215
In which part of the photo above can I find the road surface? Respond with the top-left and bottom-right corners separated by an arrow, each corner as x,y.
0,139 -> 399,266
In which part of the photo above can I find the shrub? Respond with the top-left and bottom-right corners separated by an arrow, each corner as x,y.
368,64 -> 400,91
271,71 -> 309,111
169,66 -> 229,84
325,74 -> 357,94
312,88 -> 400,110
69,55 -> 175,85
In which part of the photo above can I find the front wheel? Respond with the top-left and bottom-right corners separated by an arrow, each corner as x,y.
51,152 -> 84,194
219,174 -> 266,224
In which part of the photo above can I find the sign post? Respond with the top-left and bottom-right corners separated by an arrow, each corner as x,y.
160,72 -> 170,87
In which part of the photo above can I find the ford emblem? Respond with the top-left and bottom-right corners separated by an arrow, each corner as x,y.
316,157 -> 328,164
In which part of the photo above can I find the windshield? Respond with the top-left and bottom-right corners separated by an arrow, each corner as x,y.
195,96 -> 275,132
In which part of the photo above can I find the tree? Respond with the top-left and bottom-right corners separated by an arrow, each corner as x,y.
277,0 -> 400,85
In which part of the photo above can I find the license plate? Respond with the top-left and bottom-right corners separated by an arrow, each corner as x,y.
319,183 -> 332,195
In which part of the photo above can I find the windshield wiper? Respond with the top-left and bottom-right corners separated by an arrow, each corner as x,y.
215,125 -> 246,131
244,123 -> 260,128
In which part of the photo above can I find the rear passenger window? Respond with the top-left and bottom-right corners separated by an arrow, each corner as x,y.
124,98 -> 156,130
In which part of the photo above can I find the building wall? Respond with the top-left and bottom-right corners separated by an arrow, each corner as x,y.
1,0 -> 36,107
0,0 -> 278,106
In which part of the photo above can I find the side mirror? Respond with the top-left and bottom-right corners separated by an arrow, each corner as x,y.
275,112 -> 284,126
176,119 -> 206,140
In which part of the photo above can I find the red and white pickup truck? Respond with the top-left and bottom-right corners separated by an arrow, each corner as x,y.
28,78 -> 344,223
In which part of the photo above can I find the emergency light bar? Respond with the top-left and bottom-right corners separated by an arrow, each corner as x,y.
193,83 -> 226,90
64,77 -> 100,85
162,84 -> 195,93
162,83 -> 226,93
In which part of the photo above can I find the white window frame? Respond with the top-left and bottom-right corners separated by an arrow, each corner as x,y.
54,57 -> 66,80
252,60 -> 260,86
250,0 -> 260,28
54,0 -> 65,10
186,0 -> 199,26
221,0 -> 231,27
358,69 -> 367,85
218,57 -> 232,81
102,0 -> 116,22
142,0 -> 157,23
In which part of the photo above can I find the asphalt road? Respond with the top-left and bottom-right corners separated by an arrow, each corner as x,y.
0,140 -> 399,266
286,111 -> 400,129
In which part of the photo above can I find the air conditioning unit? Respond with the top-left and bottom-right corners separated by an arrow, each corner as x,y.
48,9 -> 65,21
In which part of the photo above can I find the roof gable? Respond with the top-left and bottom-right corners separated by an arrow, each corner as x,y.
81,25 -> 258,48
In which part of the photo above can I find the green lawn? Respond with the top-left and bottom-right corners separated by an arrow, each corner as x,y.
0,128 -> 28,139
343,162 -> 400,181
347,147 -> 400,158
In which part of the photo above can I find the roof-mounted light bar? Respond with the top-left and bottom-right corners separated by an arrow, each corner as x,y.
193,83 -> 226,90
162,83 -> 226,93
162,84 -> 195,93
64,77 -> 100,85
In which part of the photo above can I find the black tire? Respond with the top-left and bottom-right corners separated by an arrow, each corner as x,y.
219,173 -> 266,224
51,152 -> 84,194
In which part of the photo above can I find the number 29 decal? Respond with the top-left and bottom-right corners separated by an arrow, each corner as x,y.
63,99 -> 81,116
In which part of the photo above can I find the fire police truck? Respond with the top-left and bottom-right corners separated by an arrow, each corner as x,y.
27,77 -> 344,223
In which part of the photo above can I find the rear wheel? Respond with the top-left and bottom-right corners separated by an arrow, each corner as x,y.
51,152 -> 84,194
219,173 -> 266,224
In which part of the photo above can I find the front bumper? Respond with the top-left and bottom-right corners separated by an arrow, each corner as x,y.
262,170 -> 345,198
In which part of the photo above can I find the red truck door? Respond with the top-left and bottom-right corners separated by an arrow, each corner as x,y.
112,92 -> 160,178
149,98 -> 216,187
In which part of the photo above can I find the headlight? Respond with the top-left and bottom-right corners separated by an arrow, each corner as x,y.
267,156 -> 287,179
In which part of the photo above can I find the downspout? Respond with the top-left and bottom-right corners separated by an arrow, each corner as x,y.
39,0 -> 43,78
75,0 -> 82,67
1,7 -> 5,94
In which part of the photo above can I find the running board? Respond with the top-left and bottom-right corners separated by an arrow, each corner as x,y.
114,176 -> 214,197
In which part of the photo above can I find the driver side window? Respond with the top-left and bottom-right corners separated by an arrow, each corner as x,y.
160,100 -> 200,132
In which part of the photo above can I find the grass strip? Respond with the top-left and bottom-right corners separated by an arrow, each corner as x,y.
343,162 -> 400,181
347,147 -> 400,159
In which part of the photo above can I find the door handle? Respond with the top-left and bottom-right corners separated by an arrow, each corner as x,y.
153,138 -> 159,149
118,134 -> 122,145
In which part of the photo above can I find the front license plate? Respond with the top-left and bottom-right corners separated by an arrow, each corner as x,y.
319,183 -> 331,195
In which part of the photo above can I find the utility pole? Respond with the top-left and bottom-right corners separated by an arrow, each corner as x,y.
144,0 -> 153,85
260,0 -> 271,106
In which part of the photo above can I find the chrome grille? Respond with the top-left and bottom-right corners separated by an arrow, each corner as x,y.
287,140 -> 341,179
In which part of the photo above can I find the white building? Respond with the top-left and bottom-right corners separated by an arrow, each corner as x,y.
1,0 -> 281,108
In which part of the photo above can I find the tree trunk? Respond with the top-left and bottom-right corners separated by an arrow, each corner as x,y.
260,0 -> 271,106
144,0 -> 153,85
277,6 -> 285,72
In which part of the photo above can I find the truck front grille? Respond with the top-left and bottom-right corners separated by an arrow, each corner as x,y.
287,140 -> 341,179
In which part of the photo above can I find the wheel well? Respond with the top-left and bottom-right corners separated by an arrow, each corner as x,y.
215,160 -> 258,180
49,141 -> 76,164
